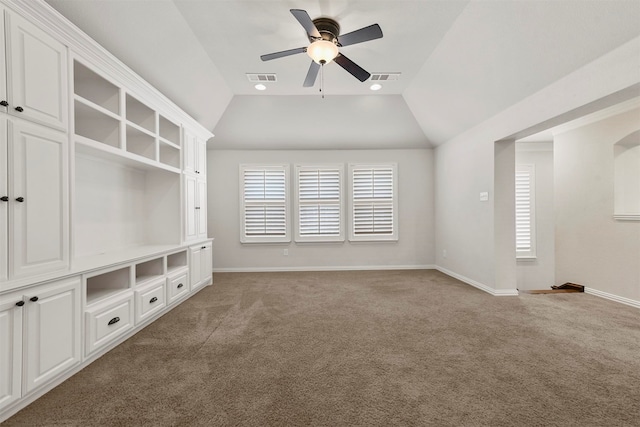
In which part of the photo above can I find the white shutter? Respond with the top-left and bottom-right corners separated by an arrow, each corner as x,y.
295,166 -> 344,242
516,164 -> 536,258
240,165 -> 290,243
349,164 -> 398,241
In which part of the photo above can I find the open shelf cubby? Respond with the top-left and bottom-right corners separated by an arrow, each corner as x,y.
126,94 -> 155,132
75,100 -> 121,148
74,61 -> 120,114
126,125 -> 156,161
159,141 -> 180,169
159,115 -> 180,146
135,257 -> 164,285
167,250 -> 187,274
86,266 -> 131,305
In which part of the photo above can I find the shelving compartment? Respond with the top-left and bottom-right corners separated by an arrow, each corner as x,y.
126,94 -> 155,132
74,100 -> 120,148
126,125 -> 156,161
167,250 -> 187,274
159,141 -> 180,169
135,257 -> 164,285
74,61 -> 120,114
86,266 -> 131,305
159,115 -> 180,146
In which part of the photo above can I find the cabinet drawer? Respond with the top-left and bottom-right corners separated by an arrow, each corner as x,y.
85,293 -> 134,356
167,270 -> 189,305
135,279 -> 166,324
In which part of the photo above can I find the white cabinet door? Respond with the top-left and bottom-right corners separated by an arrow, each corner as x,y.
9,120 -> 68,279
0,118 -> 7,281
184,174 -> 197,241
196,177 -> 207,239
0,292 -> 22,412
0,8 -> 7,115
201,242 -> 212,286
189,245 -> 202,289
22,277 -> 81,394
5,10 -> 68,130
183,129 -> 197,175
197,138 -> 207,177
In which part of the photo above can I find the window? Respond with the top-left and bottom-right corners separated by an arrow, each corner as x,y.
294,165 -> 344,242
239,165 -> 290,243
515,164 -> 536,258
348,163 -> 398,242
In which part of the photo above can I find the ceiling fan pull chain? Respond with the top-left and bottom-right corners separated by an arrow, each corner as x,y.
320,63 -> 325,99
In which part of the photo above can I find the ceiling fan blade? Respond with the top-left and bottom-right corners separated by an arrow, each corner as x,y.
290,9 -> 321,39
334,53 -> 371,82
260,47 -> 307,61
303,61 -> 320,87
338,24 -> 383,47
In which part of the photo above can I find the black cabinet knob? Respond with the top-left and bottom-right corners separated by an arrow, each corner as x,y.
0,100 -> 8,106
14,106 -> 23,112
108,317 -> 120,326
16,197 -> 24,202
177,283 -> 184,289
194,207 -> 200,210
30,296 -> 38,302
149,297 -> 158,304
201,246 -> 206,249
0,196 -> 8,202
16,301 -> 25,307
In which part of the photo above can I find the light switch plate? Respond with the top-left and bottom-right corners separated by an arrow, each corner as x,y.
480,192 -> 489,202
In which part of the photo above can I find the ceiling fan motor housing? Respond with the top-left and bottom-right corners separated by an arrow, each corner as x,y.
311,18 -> 340,44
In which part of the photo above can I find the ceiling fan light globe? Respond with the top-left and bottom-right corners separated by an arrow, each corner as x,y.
307,40 -> 339,64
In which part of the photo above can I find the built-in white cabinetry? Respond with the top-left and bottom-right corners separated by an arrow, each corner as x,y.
189,242 -> 212,292
0,6 -> 67,130
184,128 -> 207,242
0,118 -> 68,282
0,277 -> 81,413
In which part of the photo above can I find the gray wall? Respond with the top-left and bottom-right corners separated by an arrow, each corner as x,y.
207,149 -> 434,271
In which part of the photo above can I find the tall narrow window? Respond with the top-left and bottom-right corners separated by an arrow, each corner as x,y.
240,165 -> 290,243
349,163 -> 398,242
295,165 -> 344,242
516,164 -> 536,258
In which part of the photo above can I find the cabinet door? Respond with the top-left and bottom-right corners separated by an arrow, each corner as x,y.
0,8 -> 7,115
197,137 -> 207,177
23,277 -> 81,394
6,10 -> 68,130
9,121 -> 68,279
0,293 -> 22,412
196,177 -> 207,239
183,129 -> 197,175
189,246 -> 202,289
201,243 -> 212,287
0,118 -> 7,281
184,174 -> 197,241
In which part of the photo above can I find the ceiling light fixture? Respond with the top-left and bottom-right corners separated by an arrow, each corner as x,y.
370,83 -> 382,91
306,40 -> 339,65
254,83 -> 267,91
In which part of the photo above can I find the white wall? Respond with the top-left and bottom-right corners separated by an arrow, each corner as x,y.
516,143 -> 555,290
207,149 -> 434,271
554,107 -> 640,302
433,36 -> 639,293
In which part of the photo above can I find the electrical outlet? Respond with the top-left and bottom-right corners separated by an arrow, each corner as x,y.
283,249 -> 288,256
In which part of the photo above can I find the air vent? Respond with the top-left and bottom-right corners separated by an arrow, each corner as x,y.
246,73 -> 277,82
370,73 -> 400,81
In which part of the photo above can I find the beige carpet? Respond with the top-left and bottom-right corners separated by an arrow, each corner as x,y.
5,270 -> 640,426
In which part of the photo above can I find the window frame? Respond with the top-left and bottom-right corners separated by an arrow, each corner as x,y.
239,164 -> 291,244
348,163 -> 398,242
515,163 -> 536,259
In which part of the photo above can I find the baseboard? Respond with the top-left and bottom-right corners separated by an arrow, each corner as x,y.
585,287 -> 640,309
213,265 -> 436,273
434,266 -> 519,296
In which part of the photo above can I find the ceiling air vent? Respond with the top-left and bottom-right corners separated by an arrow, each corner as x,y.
246,73 -> 277,82
370,72 -> 400,81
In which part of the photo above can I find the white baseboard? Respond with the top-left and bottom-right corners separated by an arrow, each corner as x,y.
435,266 -> 519,296
585,287 -> 640,309
213,265 -> 435,273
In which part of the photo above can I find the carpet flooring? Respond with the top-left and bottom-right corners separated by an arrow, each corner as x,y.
5,270 -> 640,426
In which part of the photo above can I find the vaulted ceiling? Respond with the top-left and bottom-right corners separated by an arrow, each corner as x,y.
45,0 -> 640,149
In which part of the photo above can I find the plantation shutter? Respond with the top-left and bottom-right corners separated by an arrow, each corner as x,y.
515,164 -> 536,257
349,164 -> 398,241
298,168 -> 342,239
240,166 -> 289,242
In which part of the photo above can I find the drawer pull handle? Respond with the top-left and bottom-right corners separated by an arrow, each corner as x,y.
29,296 -> 38,302
149,297 -> 158,303
16,301 -> 25,307
108,317 -> 120,326
0,100 -> 8,106
177,283 -> 184,289
14,106 -> 23,112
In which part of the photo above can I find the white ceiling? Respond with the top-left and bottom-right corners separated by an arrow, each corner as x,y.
45,0 -> 640,149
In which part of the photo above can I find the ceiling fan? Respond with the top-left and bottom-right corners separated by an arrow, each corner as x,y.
260,9 -> 383,87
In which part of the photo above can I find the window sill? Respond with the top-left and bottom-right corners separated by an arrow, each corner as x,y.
613,214 -> 640,221
516,256 -> 537,262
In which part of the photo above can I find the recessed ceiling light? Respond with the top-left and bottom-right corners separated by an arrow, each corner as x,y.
370,83 -> 382,91
255,84 -> 267,91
